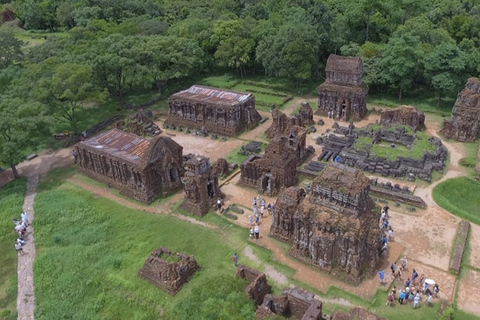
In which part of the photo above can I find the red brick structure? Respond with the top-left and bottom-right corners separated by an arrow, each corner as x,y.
441,77 -> 480,142
317,54 -> 368,121
76,129 -> 183,204
239,129 -> 306,196
180,155 -> 223,217
255,287 -> 322,320
166,85 -> 261,136
236,265 -> 272,305
138,247 -> 200,295
380,105 -> 425,131
270,164 -> 383,284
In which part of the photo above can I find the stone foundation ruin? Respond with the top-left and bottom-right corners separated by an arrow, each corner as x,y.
441,77 -> 480,142
76,129 -> 184,204
317,54 -> 368,121
266,103 -> 314,139
317,124 -> 447,182
116,109 -> 162,136
166,85 -> 261,136
380,105 -> 425,131
236,265 -> 272,305
270,164 -> 382,283
180,155 -> 223,217
255,288 -> 323,320
138,247 -> 200,295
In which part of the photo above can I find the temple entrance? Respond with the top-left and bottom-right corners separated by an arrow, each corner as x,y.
261,173 -> 273,194
169,167 -> 178,182
207,179 -> 215,199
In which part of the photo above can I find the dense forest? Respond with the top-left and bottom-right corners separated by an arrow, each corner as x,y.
0,0 -> 479,174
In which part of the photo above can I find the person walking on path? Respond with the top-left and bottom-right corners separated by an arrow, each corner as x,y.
15,242 -> 24,255
386,292 -> 394,306
390,262 -> 397,275
378,270 -> 385,285
413,293 -> 420,309
72,149 -> 78,163
254,225 -> 259,239
21,211 -> 29,227
401,256 -> 407,270
249,215 -> 253,225
233,253 -> 238,266
217,198 -> 222,212
412,269 -> 418,284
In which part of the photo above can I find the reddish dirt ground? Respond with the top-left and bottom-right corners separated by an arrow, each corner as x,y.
457,269 -> 480,316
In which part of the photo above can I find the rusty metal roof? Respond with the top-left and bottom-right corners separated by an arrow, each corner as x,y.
170,85 -> 252,106
81,129 -> 150,164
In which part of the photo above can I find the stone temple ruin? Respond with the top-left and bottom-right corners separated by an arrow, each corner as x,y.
266,104 -> 313,140
76,129 -> 184,204
180,155 -> 223,217
270,164 -> 383,283
316,124 -> 447,182
441,77 -> 480,142
380,105 -> 425,131
138,247 -> 200,295
317,54 -> 368,121
240,126 -> 307,196
166,85 -> 261,136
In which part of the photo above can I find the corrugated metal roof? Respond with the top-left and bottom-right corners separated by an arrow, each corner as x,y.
81,129 -> 150,164
170,85 -> 252,106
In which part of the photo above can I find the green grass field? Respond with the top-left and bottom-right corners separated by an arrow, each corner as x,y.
0,178 -> 26,320
432,177 -> 480,225
368,92 -> 455,116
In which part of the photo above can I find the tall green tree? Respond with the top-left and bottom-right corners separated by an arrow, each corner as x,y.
0,97 -> 50,178
0,29 -> 23,68
424,42 -> 468,107
86,34 -> 151,106
381,31 -> 424,100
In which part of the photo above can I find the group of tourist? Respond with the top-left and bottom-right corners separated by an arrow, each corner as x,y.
13,212 -> 29,255
383,257 -> 440,309
247,195 -> 274,240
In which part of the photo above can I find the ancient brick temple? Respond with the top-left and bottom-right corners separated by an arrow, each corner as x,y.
441,77 -> 480,142
180,155 -> 223,217
317,54 -> 368,121
138,247 -> 200,295
239,128 -> 306,196
166,85 -> 261,136
75,129 -> 184,204
380,105 -> 425,131
270,164 -> 382,283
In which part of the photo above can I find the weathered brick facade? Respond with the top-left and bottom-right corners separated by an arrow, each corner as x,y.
76,129 -> 183,204
317,54 -> 368,121
270,164 -> 383,283
166,85 -> 261,136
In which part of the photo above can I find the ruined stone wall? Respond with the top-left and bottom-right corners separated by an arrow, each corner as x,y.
441,77 -> 480,142
380,105 -> 425,131
180,156 -> 223,217
138,248 -> 200,295
317,90 -> 367,121
239,137 -> 299,196
167,97 -> 261,136
270,187 -> 306,243
255,288 -> 322,320
236,265 -> 272,306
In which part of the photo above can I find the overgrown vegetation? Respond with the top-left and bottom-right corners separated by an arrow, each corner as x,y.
0,178 -> 26,320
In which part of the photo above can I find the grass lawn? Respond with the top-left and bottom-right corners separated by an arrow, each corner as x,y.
432,177 -> 480,225
33,175 -> 258,319
0,178 -> 27,320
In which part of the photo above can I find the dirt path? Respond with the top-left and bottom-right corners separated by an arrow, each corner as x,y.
17,175 -> 38,320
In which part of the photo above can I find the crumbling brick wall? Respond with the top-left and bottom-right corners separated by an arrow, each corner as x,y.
441,77 -> 480,142
380,105 -> 425,131
138,247 -> 200,295
236,265 -> 272,306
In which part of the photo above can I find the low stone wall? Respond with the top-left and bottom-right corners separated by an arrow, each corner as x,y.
449,220 -> 470,274
236,265 -> 271,305
330,307 -> 386,320
370,186 -> 426,209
